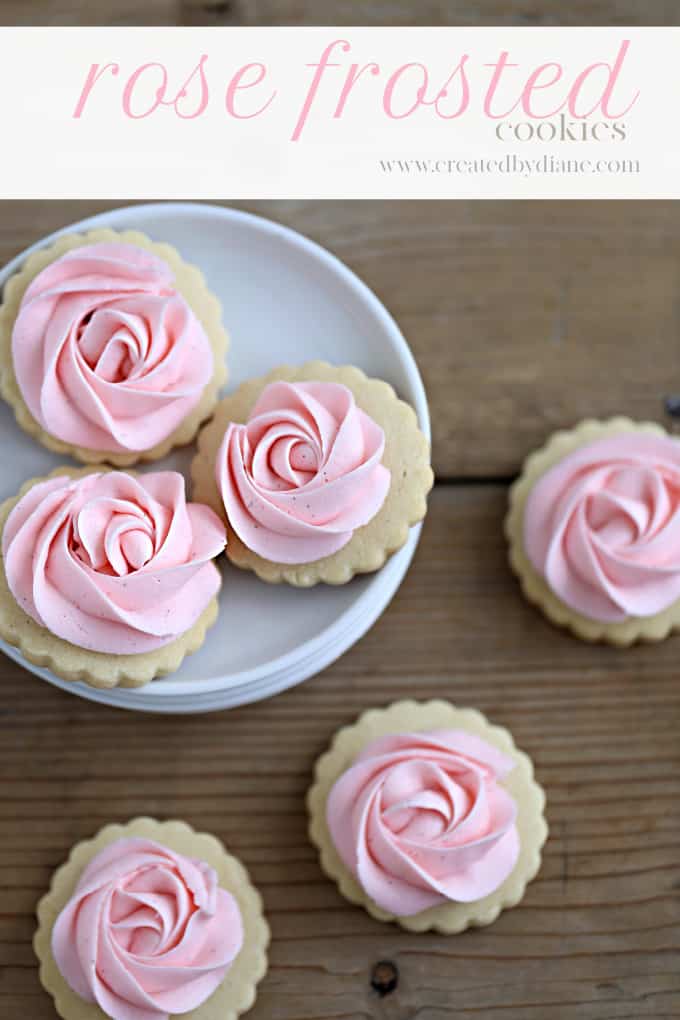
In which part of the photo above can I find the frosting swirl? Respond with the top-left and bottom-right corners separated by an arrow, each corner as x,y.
326,730 -> 519,915
524,433 -> 680,622
2,471 -> 225,654
11,242 -> 214,452
52,837 -> 243,1020
216,381 -> 390,563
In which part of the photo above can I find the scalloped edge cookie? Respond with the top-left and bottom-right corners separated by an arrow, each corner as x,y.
505,417 -> 680,646
191,361 -> 434,586
0,228 -> 229,466
34,817 -> 270,1020
0,466 -> 220,689
307,699 -> 547,934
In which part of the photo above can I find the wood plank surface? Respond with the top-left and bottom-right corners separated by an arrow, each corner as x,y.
0,487 -> 679,1019
1,199 -> 679,1020
2,200 -> 680,478
4,0 -> 680,27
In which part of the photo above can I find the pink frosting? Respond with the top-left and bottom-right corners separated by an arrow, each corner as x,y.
52,837 -> 243,1020
524,433 -> 680,622
12,242 -> 214,452
326,730 -> 519,916
2,471 -> 225,654
216,381 -> 391,563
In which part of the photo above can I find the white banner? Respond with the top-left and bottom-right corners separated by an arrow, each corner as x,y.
0,27 -> 673,198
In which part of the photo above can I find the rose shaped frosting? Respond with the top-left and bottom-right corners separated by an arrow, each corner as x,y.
524,433 -> 680,622
52,837 -> 243,1020
326,730 -> 519,915
11,242 -> 214,452
216,381 -> 391,563
2,471 -> 225,654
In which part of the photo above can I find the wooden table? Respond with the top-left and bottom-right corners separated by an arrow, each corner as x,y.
1,200 -> 679,1020
4,1 -> 680,26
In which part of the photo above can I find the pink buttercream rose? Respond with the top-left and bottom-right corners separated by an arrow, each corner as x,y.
11,242 -> 214,452
524,433 -> 680,622
216,381 -> 391,563
326,730 -> 519,916
2,471 -> 225,654
51,837 -> 243,1020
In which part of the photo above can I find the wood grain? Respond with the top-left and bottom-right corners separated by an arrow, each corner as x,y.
1,201 -> 680,1017
0,487 -> 679,1019
4,0 -> 680,26
2,200 -> 680,478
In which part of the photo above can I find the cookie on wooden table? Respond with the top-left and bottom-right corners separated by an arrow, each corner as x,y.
507,417 -> 680,644
34,817 -> 269,1020
307,699 -> 547,933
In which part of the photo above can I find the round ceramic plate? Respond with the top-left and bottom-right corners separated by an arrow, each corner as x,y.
0,202 -> 429,713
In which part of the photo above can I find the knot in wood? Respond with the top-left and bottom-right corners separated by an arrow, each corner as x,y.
370,960 -> 399,997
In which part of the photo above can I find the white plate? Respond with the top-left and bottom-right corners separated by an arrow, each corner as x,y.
0,202 -> 429,712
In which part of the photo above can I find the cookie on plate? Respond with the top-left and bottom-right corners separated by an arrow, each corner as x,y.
34,817 -> 269,1020
0,467 -> 225,688
0,229 -> 228,465
191,361 -> 433,586
507,417 -> 680,645
307,699 -> 547,933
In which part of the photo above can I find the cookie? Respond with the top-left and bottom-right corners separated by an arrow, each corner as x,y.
506,417 -> 680,644
308,699 -> 547,933
0,229 -> 228,465
191,361 -> 433,586
0,467 -> 225,688
34,817 -> 269,1020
